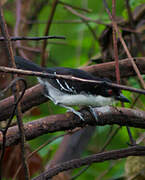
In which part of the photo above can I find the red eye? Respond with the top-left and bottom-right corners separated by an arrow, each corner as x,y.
108,89 -> 113,95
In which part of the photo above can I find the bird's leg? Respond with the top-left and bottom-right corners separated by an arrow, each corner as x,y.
88,106 -> 98,122
57,103 -> 85,121
43,91 -> 85,121
44,94 -> 56,103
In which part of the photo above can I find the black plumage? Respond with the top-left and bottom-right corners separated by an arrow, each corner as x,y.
14,56 -> 129,120
14,56 -> 120,97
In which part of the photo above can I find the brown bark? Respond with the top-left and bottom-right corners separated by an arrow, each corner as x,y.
0,106 -> 144,148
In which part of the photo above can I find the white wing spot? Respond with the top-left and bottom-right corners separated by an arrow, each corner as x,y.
56,79 -> 70,92
64,81 -> 73,92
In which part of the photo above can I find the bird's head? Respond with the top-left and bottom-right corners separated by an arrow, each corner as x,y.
103,87 -> 130,103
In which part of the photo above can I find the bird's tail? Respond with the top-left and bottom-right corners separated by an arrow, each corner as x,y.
15,56 -> 44,72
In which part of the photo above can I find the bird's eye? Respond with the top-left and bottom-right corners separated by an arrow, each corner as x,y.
107,89 -> 113,95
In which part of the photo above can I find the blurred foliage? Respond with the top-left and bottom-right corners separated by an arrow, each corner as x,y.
2,0 -> 145,179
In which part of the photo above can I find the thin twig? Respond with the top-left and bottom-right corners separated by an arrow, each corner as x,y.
0,78 -> 27,178
125,0 -> 145,56
130,94 -> 141,108
112,0 -> 120,84
14,128 -> 81,179
97,161 -> 115,180
103,0 -> 145,89
0,66 -> 145,95
32,146 -> 145,179
41,0 -> 59,67
0,3 -> 30,179
18,45 -> 41,53
0,35 -> 65,41
23,19 -> 139,33
59,1 -> 92,13
14,0 -> 21,37
72,126 -> 121,179
71,165 -> 90,180
13,133 -> 66,179
64,5 -> 106,25
80,17 -> 98,41
111,0 -> 135,145
14,0 -> 28,58
100,126 -> 121,152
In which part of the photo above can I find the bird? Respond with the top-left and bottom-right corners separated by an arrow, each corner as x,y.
14,56 -> 130,121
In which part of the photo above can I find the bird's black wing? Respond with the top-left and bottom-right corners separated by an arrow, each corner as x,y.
45,67 -> 110,96
14,56 -> 113,96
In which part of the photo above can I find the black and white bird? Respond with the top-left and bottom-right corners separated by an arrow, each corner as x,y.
14,56 -> 129,121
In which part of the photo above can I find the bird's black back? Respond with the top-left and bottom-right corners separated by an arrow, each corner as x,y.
14,56 -> 119,97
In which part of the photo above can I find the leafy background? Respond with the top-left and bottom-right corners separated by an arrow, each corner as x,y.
1,0 -> 145,179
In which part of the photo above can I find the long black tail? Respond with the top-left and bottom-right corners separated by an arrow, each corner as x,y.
15,56 -> 44,72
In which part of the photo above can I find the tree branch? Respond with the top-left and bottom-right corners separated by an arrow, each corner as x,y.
82,57 -> 145,79
0,35 -> 65,41
0,84 -> 47,121
33,145 -> 145,179
0,64 -> 145,94
0,106 -> 145,148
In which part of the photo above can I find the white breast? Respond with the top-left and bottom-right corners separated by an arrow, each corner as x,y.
37,77 -> 114,107
55,94 -> 113,106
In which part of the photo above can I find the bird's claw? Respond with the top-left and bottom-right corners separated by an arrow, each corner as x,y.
88,106 -> 98,122
73,111 -> 85,121
58,103 -> 85,121
67,108 -> 85,121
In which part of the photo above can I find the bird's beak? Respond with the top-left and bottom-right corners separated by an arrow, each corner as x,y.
115,94 -> 130,103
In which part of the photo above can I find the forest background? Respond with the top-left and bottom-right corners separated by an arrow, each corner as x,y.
0,0 -> 145,179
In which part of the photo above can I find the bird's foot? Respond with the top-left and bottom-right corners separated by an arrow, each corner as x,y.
72,110 -> 85,121
58,103 -> 85,121
88,106 -> 98,122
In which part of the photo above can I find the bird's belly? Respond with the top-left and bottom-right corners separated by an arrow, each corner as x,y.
59,94 -> 113,106
37,78 -> 113,107
47,86 -> 113,106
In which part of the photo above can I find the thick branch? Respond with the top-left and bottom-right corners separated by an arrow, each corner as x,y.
82,57 -> 145,79
33,145 -> 145,179
0,106 -> 145,147
0,84 -> 47,121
